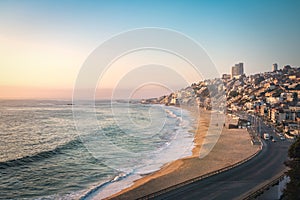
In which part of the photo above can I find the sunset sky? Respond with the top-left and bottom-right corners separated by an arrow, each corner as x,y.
1,0 -> 300,99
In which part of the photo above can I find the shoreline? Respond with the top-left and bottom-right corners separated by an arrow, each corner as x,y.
99,107 -> 259,200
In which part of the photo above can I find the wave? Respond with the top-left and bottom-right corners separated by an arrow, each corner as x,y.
165,109 -> 177,118
79,171 -> 132,200
79,107 -> 195,199
0,138 -> 83,169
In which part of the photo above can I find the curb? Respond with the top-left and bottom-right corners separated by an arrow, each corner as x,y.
138,143 -> 263,199
238,168 -> 288,200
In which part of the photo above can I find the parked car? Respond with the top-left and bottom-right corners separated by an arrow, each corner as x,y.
280,136 -> 285,141
263,133 -> 270,140
272,138 -> 276,142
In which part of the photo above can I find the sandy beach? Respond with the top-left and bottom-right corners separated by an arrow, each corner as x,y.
104,108 -> 260,200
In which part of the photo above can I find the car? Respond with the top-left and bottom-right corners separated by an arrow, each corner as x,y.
280,136 -> 285,141
272,138 -> 276,142
263,133 -> 270,140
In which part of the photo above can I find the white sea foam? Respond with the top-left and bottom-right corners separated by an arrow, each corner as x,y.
86,105 -> 195,199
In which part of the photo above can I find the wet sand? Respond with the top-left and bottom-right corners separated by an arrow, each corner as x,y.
104,109 -> 259,200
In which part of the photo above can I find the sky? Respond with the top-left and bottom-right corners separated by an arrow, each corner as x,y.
0,0 -> 300,99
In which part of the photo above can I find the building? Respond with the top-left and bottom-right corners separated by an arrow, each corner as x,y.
272,63 -> 278,71
271,108 -> 286,124
222,74 -> 231,80
231,62 -> 244,78
271,108 -> 297,124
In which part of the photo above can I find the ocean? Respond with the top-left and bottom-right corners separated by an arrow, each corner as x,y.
0,100 -> 195,199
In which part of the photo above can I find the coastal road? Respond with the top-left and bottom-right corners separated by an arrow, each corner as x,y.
153,117 -> 292,200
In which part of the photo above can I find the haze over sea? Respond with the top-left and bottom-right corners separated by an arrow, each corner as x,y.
0,100 -> 194,199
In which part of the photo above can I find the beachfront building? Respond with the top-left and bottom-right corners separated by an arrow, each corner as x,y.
270,108 -> 298,124
238,118 -> 251,128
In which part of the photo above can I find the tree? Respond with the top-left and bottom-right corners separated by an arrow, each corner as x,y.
229,91 -> 239,98
292,92 -> 298,105
282,137 -> 300,199
254,76 -> 264,85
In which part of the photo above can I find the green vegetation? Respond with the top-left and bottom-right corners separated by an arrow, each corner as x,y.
229,91 -> 239,98
282,137 -> 300,199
